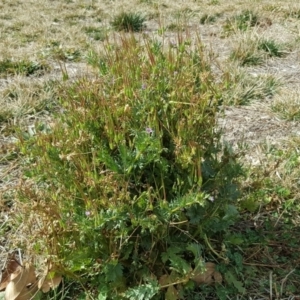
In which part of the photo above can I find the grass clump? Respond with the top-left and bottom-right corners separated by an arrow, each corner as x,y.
0,59 -> 49,77
111,12 -> 146,32
84,26 -> 107,41
230,47 -> 262,66
258,39 -> 285,57
223,10 -> 258,34
15,34 -> 244,298
221,69 -> 280,105
230,37 -> 286,66
0,80 -> 59,123
229,36 -> 263,66
286,9 -> 300,19
41,42 -> 81,61
200,13 -> 218,24
272,89 -> 300,121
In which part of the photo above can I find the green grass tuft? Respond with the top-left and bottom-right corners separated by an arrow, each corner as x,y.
258,39 -> 285,57
223,10 -> 258,34
0,59 -> 49,77
200,13 -> 218,24
272,89 -> 300,120
111,12 -> 146,32
221,69 -> 280,105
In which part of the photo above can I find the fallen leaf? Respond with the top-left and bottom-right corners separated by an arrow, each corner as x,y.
213,270 -> 223,283
15,284 -> 39,300
0,257 -> 20,291
192,262 -> 222,285
159,271 -> 181,288
38,274 -> 62,293
158,274 -> 170,287
5,263 -> 36,300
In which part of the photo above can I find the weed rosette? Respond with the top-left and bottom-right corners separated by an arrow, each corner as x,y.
14,34 -> 244,299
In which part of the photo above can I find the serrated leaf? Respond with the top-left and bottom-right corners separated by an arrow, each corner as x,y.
167,252 -> 191,275
124,280 -> 159,300
98,288 -> 108,300
186,243 -> 203,264
225,271 -> 245,293
223,205 -> 239,221
105,261 -> 123,282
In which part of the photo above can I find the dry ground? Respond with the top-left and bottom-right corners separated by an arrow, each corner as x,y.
1,0 -> 300,298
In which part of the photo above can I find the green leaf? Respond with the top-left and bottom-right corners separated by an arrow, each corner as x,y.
186,243 -> 203,262
104,260 -> 123,282
98,289 -> 108,300
223,204 -> 239,221
165,285 -> 178,300
162,247 -> 191,275
124,280 -> 159,300
225,271 -> 245,294
240,197 -> 259,212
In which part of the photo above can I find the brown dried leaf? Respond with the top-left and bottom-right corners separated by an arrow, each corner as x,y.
0,257 -> 20,291
158,274 -> 170,287
159,271 -> 182,288
38,274 -> 62,293
37,277 -> 47,293
213,270 -> 223,283
10,268 -> 22,281
15,284 -> 39,300
192,262 -> 222,285
5,263 -> 36,300
24,266 -> 36,286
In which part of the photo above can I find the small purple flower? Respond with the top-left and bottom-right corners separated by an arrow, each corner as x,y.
141,83 -> 147,90
145,127 -> 154,134
85,211 -> 91,217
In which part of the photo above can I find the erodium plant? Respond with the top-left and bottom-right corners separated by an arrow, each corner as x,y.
16,34 -> 243,299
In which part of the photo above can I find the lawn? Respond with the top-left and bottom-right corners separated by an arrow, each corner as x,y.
0,0 -> 300,299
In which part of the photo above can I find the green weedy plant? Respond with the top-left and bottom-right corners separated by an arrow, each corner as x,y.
258,39 -> 284,57
16,34 -> 243,299
220,67 -> 280,105
223,10 -> 258,34
229,36 -> 263,66
84,26 -> 107,41
200,13 -> 220,24
0,59 -> 49,77
111,12 -> 146,32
